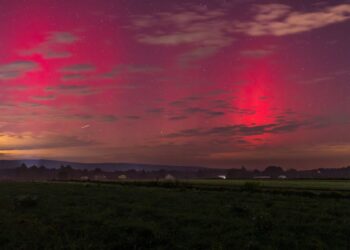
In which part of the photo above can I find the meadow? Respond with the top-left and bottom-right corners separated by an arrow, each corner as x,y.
0,180 -> 350,249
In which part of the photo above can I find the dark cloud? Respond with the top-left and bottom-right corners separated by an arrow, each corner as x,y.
31,94 -> 56,101
0,133 -> 93,151
146,108 -> 165,114
131,4 -> 234,64
19,31 -> 78,59
183,107 -> 225,117
60,64 -> 96,73
47,84 -> 99,96
71,114 -> 94,120
132,6 -> 232,47
20,102 -> 44,108
169,115 -> 188,121
102,64 -> 162,79
0,103 -> 16,110
101,115 -> 118,122
169,100 -> 187,107
62,73 -> 87,81
212,99 -> 230,109
0,61 -> 40,80
49,32 -> 78,44
178,47 -> 220,67
44,51 -> 72,59
125,115 -> 141,120
297,70 -> 350,85
240,48 -> 274,58
236,3 -> 350,36
165,120 -> 307,138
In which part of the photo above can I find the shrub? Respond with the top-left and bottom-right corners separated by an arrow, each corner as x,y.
230,204 -> 250,216
253,212 -> 273,235
14,195 -> 39,209
242,181 -> 261,191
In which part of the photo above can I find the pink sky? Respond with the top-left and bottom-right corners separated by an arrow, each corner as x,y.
1,0 -> 350,169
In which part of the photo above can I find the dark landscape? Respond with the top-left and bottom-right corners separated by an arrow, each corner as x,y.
1,180 -> 350,249
2,0 -> 350,249
1,159 -> 350,249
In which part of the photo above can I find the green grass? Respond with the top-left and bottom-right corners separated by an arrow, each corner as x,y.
0,181 -> 350,249
186,179 -> 350,191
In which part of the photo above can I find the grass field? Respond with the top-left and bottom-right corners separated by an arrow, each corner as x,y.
1,180 -> 350,249
188,179 -> 350,191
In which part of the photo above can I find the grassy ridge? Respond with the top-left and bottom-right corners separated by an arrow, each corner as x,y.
0,181 -> 350,249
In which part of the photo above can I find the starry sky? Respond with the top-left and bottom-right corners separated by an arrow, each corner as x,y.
1,0 -> 350,169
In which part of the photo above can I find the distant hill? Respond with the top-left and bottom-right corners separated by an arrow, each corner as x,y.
0,159 -> 208,172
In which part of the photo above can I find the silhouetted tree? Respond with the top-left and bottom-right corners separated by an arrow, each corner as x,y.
16,164 -> 28,178
227,166 -> 250,179
93,168 -> 102,175
263,166 -> 284,178
58,165 -> 70,180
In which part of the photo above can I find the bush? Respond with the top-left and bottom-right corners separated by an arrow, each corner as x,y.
230,204 -> 250,216
14,195 -> 38,209
253,213 -> 273,234
242,182 -> 261,191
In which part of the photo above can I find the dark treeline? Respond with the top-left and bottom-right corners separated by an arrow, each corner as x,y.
225,166 -> 350,179
1,164 -> 350,181
0,164 -> 202,181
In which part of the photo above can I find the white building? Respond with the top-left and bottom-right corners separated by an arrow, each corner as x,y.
94,175 -> 107,181
118,174 -> 127,180
164,174 -> 176,181
80,176 -> 89,181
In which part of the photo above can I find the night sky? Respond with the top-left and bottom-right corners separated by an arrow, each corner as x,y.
1,0 -> 350,169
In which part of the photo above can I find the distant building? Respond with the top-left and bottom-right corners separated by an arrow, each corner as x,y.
118,174 -> 127,180
94,175 -> 107,181
278,175 -> 287,179
80,176 -> 89,181
164,174 -> 176,181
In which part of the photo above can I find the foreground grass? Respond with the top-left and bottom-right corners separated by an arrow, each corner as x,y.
186,179 -> 350,193
0,181 -> 350,249
120,179 -> 350,192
